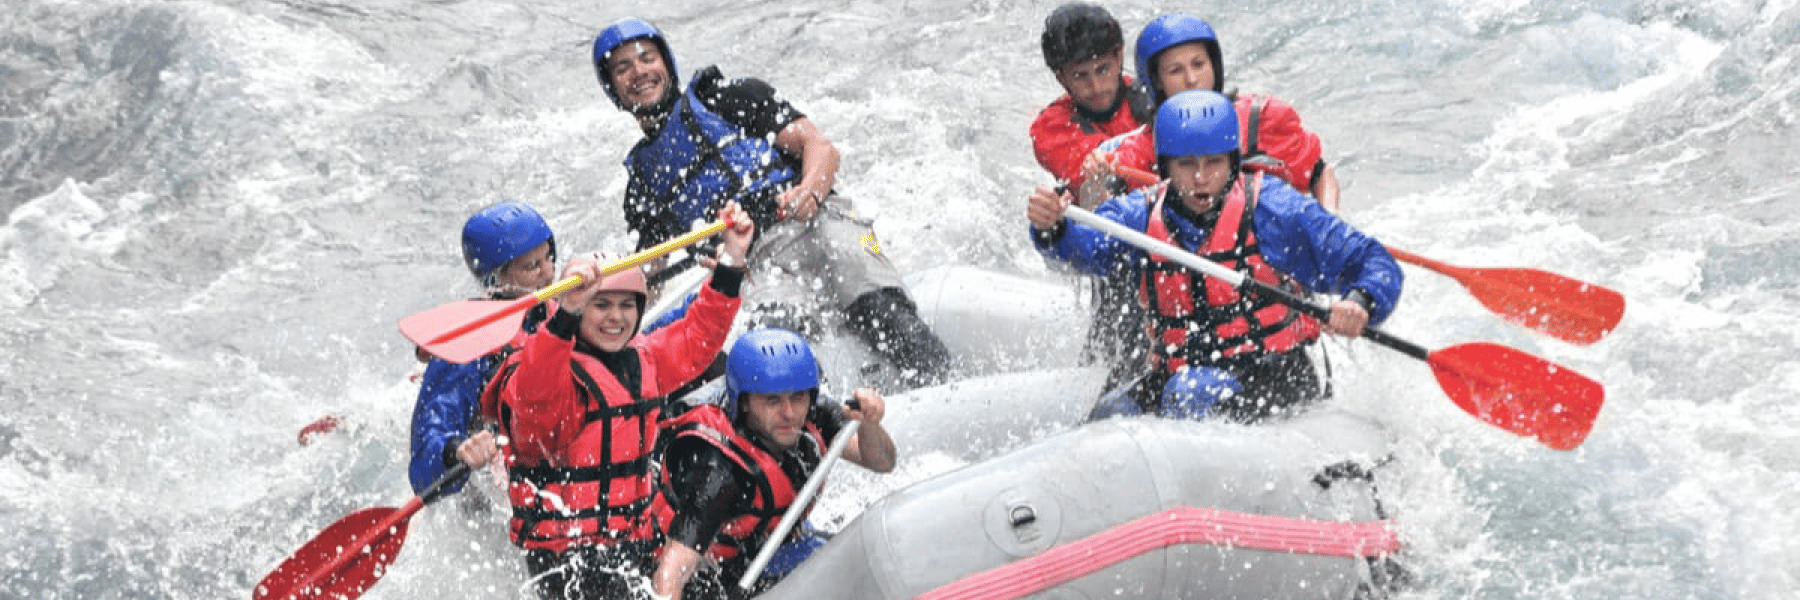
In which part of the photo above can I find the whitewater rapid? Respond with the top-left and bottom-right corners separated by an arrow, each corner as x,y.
3,0 -> 1798,598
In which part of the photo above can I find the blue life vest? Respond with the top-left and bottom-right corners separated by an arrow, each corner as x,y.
624,80 -> 799,227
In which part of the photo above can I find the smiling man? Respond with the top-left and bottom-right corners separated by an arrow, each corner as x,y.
1025,90 -> 1402,424
590,17 -> 952,390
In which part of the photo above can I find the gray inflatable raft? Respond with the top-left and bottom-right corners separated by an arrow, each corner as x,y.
760,412 -> 1403,599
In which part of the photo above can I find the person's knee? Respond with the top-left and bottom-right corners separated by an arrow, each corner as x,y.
1159,367 -> 1242,421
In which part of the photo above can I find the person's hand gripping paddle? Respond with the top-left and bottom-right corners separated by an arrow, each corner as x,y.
400,220 -> 730,364
1063,204 -> 1603,450
1112,165 -> 1624,347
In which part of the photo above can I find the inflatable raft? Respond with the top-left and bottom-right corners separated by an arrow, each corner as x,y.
660,264 -> 1407,598
761,412 -> 1405,600
651,264 -> 1096,392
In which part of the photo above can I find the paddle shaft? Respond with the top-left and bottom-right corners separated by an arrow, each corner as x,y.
1109,164 -> 1622,345
737,419 -> 863,590
422,220 -> 730,347
1115,164 -> 1436,291
1061,206 -> 1428,361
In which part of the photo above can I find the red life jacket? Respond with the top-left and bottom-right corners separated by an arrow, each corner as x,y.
650,404 -> 824,565
482,348 -> 663,552
1235,93 -> 1324,195
1138,173 -> 1321,371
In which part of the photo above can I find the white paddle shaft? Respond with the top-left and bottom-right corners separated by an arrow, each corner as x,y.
737,419 -> 863,589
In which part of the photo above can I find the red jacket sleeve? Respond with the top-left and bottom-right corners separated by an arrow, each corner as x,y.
631,281 -> 741,399
489,311 -> 588,464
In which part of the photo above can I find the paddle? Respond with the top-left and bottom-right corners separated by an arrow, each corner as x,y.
400,220 -> 730,364
254,462 -> 471,600
1111,164 -> 1624,346
738,418 -> 863,590
1061,205 -> 1602,450
1379,246 -> 1623,346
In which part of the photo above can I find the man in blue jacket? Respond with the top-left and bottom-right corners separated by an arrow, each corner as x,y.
1025,90 -> 1402,423
407,201 -> 557,497
590,17 -> 952,389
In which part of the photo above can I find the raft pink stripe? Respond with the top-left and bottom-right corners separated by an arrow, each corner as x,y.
917,507 -> 1401,600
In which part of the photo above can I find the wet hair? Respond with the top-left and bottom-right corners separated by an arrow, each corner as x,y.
1041,3 -> 1123,72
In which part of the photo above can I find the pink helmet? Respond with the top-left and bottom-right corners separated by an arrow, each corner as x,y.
567,252 -> 649,303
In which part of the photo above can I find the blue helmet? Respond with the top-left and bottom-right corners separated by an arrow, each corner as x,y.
722,328 -> 821,420
1153,90 -> 1239,159
461,201 -> 555,287
592,17 -> 678,110
1159,366 -> 1241,420
1133,13 -> 1223,103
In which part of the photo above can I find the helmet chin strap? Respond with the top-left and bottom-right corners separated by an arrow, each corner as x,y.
1159,153 -> 1240,223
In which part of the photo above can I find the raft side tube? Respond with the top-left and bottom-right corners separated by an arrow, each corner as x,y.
905,265 -> 1090,373
762,414 -> 1397,599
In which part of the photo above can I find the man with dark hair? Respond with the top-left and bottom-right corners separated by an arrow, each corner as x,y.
1030,2 -> 1155,207
1028,3 -> 1155,388
1027,90 -> 1401,423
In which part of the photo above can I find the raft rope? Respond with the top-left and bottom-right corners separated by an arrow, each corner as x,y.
916,506 -> 1400,600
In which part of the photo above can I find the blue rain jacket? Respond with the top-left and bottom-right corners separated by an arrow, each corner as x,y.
1033,175 -> 1402,325
407,306 -> 548,495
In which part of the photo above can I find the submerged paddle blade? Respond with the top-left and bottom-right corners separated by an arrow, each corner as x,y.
1426,342 -> 1603,450
255,506 -> 412,600
399,298 -> 532,364
1456,265 -> 1625,346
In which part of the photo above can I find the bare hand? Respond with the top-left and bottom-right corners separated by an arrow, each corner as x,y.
776,186 -> 823,222
1026,186 -> 1072,231
1075,149 -> 1117,208
1324,299 -> 1370,337
843,387 -> 885,426
556,253 -> 611,317
456,430 -> 499,468
716,202 -> 755,266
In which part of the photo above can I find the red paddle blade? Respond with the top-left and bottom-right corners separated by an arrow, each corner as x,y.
255,506 -> 413,600
398,298 -> 532,364
1455,266 -> 1625,346
1425,342 -> 1603,450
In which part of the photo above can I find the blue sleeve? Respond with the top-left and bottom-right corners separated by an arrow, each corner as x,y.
1030,191 -> 1153,280
1251,178 -> 1404,324
408,358 -> 485,495
642,291 -> 698,335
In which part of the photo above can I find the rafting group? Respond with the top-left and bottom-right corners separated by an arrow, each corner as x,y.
257,5 -> 1621,600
